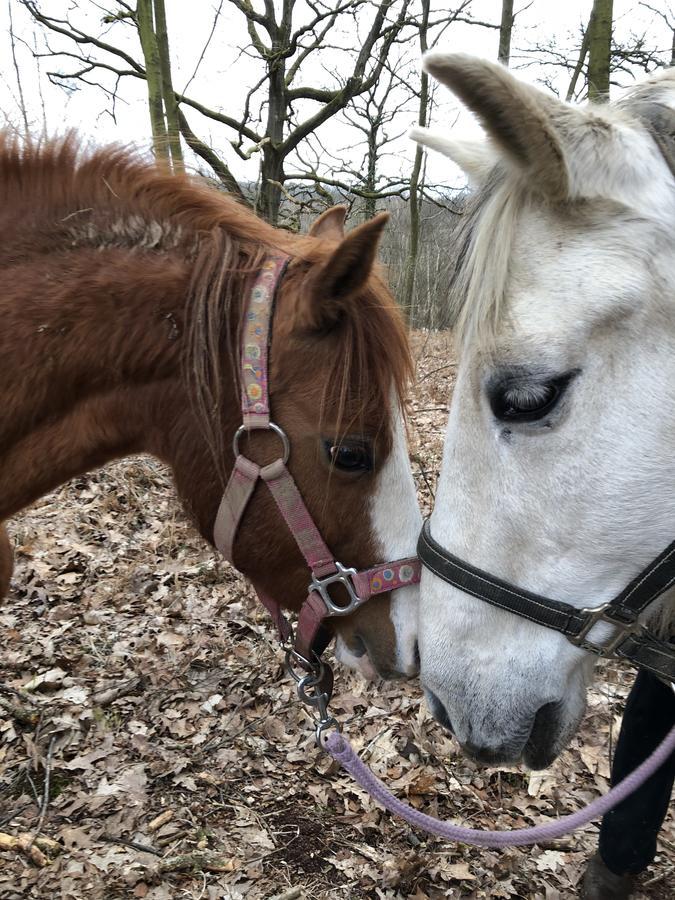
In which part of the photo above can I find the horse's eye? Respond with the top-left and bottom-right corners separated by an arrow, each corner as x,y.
489,372 -> 577,423
324,439 -> 373,472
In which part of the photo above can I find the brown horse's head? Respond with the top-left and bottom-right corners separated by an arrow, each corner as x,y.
177,204 -> 421,679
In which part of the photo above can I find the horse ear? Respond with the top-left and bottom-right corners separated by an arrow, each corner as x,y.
410,128 -> 497,187
298,213 -> 388,332
309,205 -> 347,240
422,52 -> 570,201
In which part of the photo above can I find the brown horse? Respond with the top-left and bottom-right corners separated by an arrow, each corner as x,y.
0,134 -> 422,678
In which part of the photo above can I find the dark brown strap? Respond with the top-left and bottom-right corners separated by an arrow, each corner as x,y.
417,520 -> 588,636
418,519 -> 675,681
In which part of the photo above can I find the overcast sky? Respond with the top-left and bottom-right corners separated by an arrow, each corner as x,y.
1,1 -> 674,193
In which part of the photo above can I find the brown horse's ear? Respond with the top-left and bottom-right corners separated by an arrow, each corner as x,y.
299,212 -> 388,332
309,205 -> 347,240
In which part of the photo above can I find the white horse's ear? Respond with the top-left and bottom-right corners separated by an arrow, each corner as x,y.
409,127 -> 497,187
422,52 -> 571,201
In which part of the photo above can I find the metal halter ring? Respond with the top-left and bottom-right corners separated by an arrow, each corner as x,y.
232,421 -> 290,464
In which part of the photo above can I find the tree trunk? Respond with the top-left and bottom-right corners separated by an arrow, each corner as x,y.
258,25 -> 287,225
587,0 -> 613,102
136,0 -> 169,162
498,0 -> 514,67
402,0 -> 430,323
259,144 -> 284,226
364,127 -> 379,221
153,0 -> 183,171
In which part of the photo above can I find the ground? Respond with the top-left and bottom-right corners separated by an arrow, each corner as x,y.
0,332 -> 673,900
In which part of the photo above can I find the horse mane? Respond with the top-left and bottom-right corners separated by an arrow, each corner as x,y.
448,163 -> 520,348
0,132 -> 412,480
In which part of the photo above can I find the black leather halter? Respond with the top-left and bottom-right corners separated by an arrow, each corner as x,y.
418,521 -> 675,682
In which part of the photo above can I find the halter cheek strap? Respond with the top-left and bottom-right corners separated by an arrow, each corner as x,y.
213,253 -> 420,660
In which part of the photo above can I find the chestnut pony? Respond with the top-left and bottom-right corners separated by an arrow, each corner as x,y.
0,135 -> 421,678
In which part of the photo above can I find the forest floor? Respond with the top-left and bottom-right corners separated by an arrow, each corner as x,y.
1,331 -> 673,900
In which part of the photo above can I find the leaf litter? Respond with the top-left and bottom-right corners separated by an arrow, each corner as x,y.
0,332 -> 672,899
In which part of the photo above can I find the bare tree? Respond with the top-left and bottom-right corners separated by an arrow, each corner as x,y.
22,0 -> 414,223
8,0 -> 30,133
521,2 -> 670,103
403,0 -> 430,319
641,3 -> 675,65
498,0 -> 514,66
228,0 -> 411,223
587,0 -> 614,100
565,17 -> 591,100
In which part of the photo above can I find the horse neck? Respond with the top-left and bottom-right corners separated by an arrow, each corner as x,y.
0,242 -> 241,533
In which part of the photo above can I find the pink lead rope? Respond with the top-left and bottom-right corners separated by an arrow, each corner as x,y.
324,715 -> 675,847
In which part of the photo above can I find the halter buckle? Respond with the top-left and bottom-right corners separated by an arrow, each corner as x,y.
310,561 -> 362,616
570,603 -> 647,656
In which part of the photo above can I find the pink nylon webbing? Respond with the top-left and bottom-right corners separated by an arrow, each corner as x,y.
261,460 -> 336,577
240,255 -> 288,428
214,455 -> 260,561
353,558 -> 421,599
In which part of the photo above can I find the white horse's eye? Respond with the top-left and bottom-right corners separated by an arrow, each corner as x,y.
489,371 -> 578,423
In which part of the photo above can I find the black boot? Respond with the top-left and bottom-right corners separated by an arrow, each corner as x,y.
580,852 -> 635,900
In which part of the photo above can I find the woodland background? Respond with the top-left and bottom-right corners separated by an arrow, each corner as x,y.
1,2 -> 675,898
3,0 -> 675,326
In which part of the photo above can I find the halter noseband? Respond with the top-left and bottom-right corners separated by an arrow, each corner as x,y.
213,253 -> 420,664
418,518 -> 675,681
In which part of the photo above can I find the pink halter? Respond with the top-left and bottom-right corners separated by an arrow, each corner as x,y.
213,254 -> 420,661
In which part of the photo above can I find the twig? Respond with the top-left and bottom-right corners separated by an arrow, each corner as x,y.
0,694 -> 39,727
28,735 -> 55,848
147,809 -> 174,833
414,459 -> 436,501
0,832 -> 56,867
93,676 -> 142,708
643,866 -> 673,887
417,362 -> 457,383
102,833 -> 161,856
152,850 -> 236,874
0,803 -> 31,828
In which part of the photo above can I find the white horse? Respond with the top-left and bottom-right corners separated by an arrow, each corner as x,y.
412,55 -> 675,769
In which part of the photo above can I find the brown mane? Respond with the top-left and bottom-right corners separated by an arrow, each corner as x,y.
0,132 -> 412,481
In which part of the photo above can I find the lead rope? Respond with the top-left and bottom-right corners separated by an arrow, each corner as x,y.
292,655 -> 675,848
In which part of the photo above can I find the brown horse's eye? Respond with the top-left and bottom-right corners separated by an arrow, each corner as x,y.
324,439 -> 373,472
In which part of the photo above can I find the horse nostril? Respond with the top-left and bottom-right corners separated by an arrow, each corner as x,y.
426,689 -> 454,734
462,741 -> 516,766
